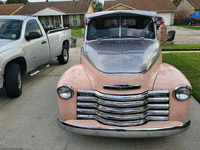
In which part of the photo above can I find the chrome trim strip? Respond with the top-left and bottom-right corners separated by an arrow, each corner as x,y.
77,103 -> 169,113
97,105 -> 146,114
147,97 -> 169,103
77,108 -> 169,116
96,116 -> 146,126
78,96 -> 148,107
57,119 -> 191,138
77,89 -> 170,126
77,89 -> 169,101
77,114 -> 168,126
78,96 -> 169,107
96,111 -> 146,121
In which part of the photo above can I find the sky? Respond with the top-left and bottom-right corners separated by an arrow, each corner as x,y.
28,0 -> 105,4
1,0 -> 105,4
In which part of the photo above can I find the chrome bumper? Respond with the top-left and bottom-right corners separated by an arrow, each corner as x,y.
57,119 -> 191,138
0,75 -> 3,88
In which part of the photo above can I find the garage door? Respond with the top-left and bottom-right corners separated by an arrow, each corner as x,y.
157,13 -> 171,25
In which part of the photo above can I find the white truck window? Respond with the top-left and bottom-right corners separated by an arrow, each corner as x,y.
25,19 -> 43,37
0,19 -> 22,40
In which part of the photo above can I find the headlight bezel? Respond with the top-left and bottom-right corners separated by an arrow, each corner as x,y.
57,84 -> 74,100
173,84 -> 192,101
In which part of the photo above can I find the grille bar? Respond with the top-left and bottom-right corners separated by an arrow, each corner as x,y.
77,89 -> 169,101
77,89 -> 169,127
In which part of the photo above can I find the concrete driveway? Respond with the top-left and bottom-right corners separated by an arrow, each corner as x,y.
167,26 -> 200,44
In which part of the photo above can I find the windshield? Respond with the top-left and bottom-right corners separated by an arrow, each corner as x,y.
87,15 -> 155,41
0,19 -> 23,40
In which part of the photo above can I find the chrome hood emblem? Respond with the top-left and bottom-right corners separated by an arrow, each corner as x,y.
103,84 -> 141,90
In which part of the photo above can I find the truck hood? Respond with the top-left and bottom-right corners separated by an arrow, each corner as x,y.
0,40 -> 15,53
83,39 -> 161,74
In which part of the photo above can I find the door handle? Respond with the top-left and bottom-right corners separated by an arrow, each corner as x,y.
41,41 -> 47,44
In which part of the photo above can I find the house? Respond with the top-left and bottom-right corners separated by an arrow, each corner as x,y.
14,0 -> 94,28
0,4 -> 24,15
175,0 -> 200,23
103,0 -> 177,25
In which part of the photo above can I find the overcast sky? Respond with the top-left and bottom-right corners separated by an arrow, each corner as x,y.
1,0 -> 105,4
28,0 -> 105,4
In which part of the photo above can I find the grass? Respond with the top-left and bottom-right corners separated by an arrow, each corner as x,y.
163,53 -> 200,102
71,28 -> 84,37
161,44 -> 200,51
174,25 -> 200,30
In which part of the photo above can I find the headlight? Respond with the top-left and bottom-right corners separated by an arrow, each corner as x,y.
57,84 -> 74,100
173,85 -> 191,101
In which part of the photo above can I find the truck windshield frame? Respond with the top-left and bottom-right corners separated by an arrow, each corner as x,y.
87,15 -> 155,41
0,19 -> 23,40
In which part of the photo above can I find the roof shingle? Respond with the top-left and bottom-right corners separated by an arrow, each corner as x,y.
15,0 -> 92,15
0,4 -> 24,15
103,0 -> 177,11
187,0 -> 200,9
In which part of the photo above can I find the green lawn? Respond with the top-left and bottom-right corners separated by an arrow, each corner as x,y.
163,53 -> 200,102
175,25 -> 200,30
161,44 -> 200,51
71,28 -> 84,37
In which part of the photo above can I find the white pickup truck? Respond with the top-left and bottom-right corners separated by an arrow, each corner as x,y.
0,16 -> 76,98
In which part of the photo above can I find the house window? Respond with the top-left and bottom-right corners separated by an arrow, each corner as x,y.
44,17 -> 49,27
54,16 -> 60,28
72,15 -> 78,26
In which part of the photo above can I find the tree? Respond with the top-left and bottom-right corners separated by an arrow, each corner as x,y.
172,0 -> 179,5
6,0 -> 29,4
93,0 -> 103,12
0,1 -> 4,4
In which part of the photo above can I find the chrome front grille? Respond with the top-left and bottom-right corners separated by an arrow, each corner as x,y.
77,89 -> 169,127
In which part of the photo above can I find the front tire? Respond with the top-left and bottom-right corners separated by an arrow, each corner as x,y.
5,63 -> 22,98
57,42 -> 69,65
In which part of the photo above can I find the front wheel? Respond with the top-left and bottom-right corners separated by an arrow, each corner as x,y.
57,43 -> 69,65
5,63 -> 22,98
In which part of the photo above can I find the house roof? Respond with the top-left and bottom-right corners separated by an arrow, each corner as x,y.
15,0 -> 92,15
179,0 -> 200,9
103,0 -> 177,11
0,4 -> 24,15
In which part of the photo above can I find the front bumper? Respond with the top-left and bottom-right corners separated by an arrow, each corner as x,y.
57,119 -> 190,138
0,75 -> 3,88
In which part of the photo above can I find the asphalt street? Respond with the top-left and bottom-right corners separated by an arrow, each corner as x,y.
0,37 -> 200,150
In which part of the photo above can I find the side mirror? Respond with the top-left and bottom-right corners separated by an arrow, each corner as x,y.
25,32 -> 41,41
166,30 -> 175,42
159,30 -> 176,44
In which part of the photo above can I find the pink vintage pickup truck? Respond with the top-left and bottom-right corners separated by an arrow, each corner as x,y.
56,10 -> 192,138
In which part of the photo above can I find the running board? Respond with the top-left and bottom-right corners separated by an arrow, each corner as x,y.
29,64 -> 50,76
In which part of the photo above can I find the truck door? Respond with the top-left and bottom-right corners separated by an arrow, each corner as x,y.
23,19 -> 49,70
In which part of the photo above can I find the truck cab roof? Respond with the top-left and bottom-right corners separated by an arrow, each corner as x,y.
85,10 -> 157,19
0,15 -> 36,21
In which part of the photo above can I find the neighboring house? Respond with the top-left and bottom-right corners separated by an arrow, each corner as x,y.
175,0 -> 200,23
14,0 -> 94,28
103,0 -> 177,25
0,4 -> 24,15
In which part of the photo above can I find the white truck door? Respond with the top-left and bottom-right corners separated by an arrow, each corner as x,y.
22,19 -> 49,70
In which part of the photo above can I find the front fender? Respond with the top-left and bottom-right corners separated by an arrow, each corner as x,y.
153,63 -> 191,121
57,64 -> 92,121
0,46 -> 25,76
